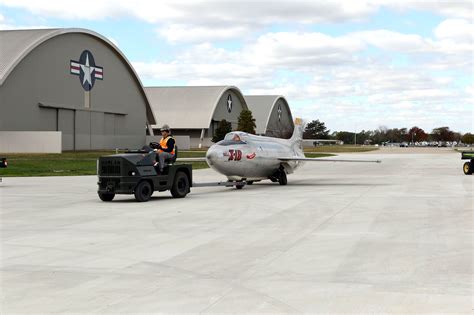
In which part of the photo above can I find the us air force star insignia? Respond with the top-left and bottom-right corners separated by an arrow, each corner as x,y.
277,104 -> 282,121
227,94 -> 233,113
81,54 -> 93,87
70,50 -> 103,91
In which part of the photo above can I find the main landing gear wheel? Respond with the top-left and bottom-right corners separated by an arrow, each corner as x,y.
463,162 -> 472,175
235,180 -> 245,189
134,180 -> 153,202
278,171 -> 288,185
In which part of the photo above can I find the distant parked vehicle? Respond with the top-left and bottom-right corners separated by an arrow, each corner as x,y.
461,151 -> 474,175
400,142 -> 409,147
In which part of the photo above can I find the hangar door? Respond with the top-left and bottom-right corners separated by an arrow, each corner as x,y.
71,110 -> 125,150
58,109 -> 75,151
75,111 -> 107,150
41,105 -> 125,150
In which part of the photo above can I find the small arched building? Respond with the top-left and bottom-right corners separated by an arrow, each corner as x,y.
245,95 -> 294,138
0,28 -> 155,151
145,86 -> 248,147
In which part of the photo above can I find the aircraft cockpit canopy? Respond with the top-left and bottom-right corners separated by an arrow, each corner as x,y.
218,132 -> 248,146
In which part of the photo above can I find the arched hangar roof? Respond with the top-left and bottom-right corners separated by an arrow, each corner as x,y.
245,95 -> 294,134
145,86 -> 248,129
0,28 -> 155,124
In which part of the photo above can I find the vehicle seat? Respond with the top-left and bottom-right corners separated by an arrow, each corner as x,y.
165,145 -> 178,164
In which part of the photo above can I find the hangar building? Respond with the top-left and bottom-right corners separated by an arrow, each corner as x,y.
0,28 -> 155,151
145,86 -> 248,148
245,95 -> 294,138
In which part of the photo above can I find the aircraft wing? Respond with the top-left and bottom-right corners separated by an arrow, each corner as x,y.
278,157 -> 381,163
178,157 -> 382,163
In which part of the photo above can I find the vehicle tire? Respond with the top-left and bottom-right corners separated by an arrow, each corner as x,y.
98,192 -> 115,201
134,180 -> 153,202
463,162 -> 472,175
171,171 -> 190,198
278,171 -> 288,185
236,183 -> 244,189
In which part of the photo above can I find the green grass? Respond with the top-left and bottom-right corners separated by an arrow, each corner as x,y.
304,145 -> 379,153
304,153 -> 336,158
0,150 -> 337,177
0,150 -> 208,177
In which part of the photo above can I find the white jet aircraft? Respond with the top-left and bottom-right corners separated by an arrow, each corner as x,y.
197,118 -> 380,188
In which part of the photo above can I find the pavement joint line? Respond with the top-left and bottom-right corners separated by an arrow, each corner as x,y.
238,185 -> 377,284
197,279 -> 302,313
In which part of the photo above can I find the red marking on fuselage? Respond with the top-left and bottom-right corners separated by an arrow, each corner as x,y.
246,152 -> 256,159
228,149 -> 242,161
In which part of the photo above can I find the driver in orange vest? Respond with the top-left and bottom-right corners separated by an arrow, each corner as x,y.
153,124 -> 175,173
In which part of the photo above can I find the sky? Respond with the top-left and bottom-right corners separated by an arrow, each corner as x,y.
0,0 -> 473,133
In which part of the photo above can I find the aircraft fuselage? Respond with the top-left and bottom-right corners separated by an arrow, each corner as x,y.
205,132 -> 304,181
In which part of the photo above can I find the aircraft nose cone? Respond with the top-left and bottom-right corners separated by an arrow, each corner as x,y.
206,148 -> 219,165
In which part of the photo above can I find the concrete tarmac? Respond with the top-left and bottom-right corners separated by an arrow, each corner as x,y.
1,149 -> 472,313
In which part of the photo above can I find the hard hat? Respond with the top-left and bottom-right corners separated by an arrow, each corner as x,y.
160,124 -> 170,131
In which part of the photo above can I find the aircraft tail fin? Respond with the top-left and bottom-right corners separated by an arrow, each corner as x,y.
290,118 -> 304,142
289,118 -> 305,150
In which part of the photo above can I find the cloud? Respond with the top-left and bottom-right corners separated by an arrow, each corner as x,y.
134,22 -> 472,104
380,0 -> 473,19
435,18 -> 474,41
133,24 -> 472,130
132,43 -> 271,87
157,24 -> 251,43
245,32 -> 364,67
1,0 -> 472,43
0,0 -> 378,23
353,30 -> 431,52
0,0 -> 126,20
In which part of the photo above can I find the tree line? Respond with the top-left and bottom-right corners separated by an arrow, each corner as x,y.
303,119 -> 474,145
211,112 -> 474,145
212,110 -> 256,142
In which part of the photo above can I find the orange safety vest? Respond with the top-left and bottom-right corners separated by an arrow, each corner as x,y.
159,136 -> 175,155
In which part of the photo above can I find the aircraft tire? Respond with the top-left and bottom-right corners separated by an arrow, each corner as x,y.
247,181 -> 254,185
98,192 -> 115,201
463,162 -> 472,175
134,180 -> 153,202
278,171 -> 288,185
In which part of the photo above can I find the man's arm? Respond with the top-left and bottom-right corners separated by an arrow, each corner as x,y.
149,142 -> 161,150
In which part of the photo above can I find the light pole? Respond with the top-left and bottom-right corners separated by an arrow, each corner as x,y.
411,132 -> 416,146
